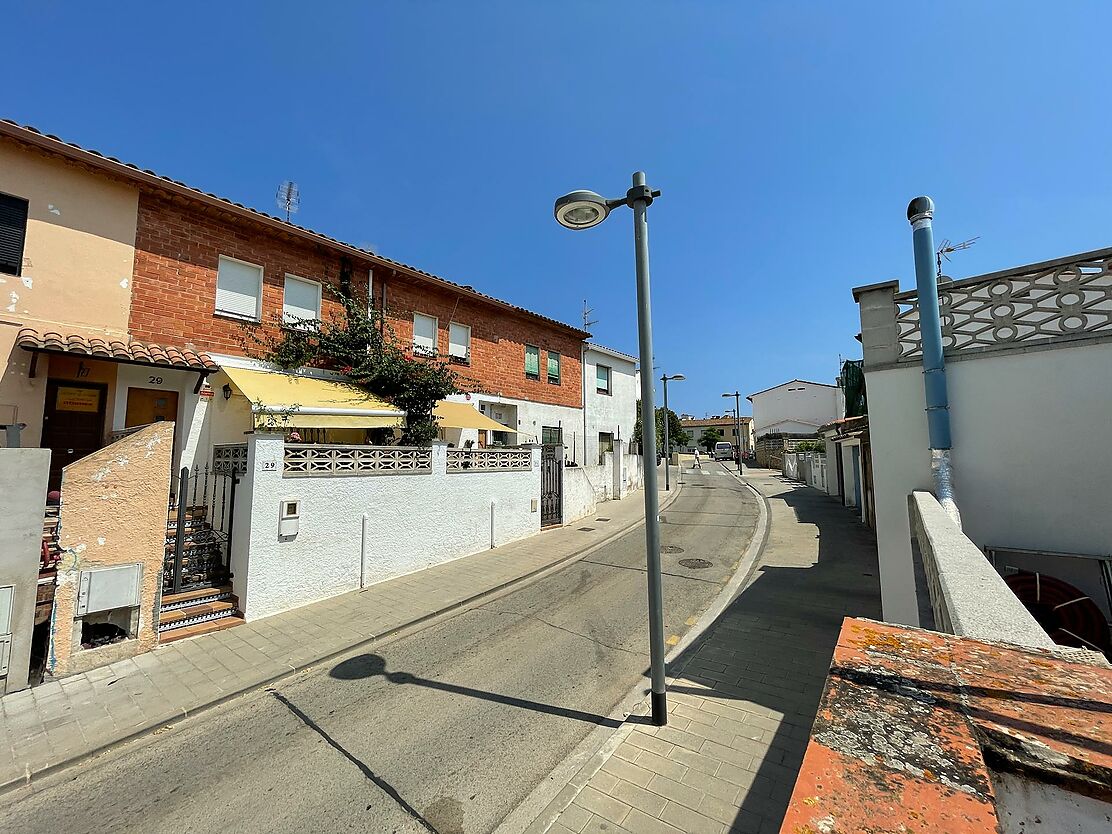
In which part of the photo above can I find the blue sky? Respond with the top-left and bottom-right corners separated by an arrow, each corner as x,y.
7,3 -> 1111,416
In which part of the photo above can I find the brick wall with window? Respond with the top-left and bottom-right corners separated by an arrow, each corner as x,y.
130,193 -> 367,355
130,191 -> 583,408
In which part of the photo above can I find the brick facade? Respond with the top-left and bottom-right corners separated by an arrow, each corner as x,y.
129,192 -> 582,408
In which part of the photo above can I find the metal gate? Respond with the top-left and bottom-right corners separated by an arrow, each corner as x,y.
541,445 -> 563,527
166,464 -> 239,594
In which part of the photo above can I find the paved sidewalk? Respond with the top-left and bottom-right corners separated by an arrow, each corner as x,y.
0,483 -> 675,793
543,470 -> 882,834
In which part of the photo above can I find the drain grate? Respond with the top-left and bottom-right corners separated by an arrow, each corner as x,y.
577,527 -> 595,532
679,558 -> 713,570
661,545 -> 684,554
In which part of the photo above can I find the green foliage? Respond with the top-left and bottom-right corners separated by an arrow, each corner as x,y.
794,439 -> 827,453
245,268 -> 459,446
632,401 -> 691,453
698,427 -> 724,452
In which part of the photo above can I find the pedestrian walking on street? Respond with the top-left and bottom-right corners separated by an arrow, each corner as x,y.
693,448 -> 701,469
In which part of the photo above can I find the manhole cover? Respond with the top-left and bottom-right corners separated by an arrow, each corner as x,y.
577,527 -> 595,532
679,558 -> 713,570
661,545 -> 684,554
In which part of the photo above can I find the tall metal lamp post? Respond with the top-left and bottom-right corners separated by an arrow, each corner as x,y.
661,373 -> 685,491
722,391 -> 743,475
555,172 -> 669,726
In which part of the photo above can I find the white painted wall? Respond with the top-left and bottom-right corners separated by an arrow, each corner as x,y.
475,393 -> 584,461
563,466 -> 597,524
237,434 -> 542,620
866,341 -> 1112,627
749,381 -> 843,437
111,364 -> 204,473
583,346 -> 638,467
992,769 -> 1112,834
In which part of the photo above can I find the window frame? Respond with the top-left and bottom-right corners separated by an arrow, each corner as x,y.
448,321 -> 472,365
412,312 -> 439,357
0,191 -> 29,278
282,273 -> 323,329
595,363 -> 612,395
524,344 -> 540,380
547,351 -> 561,385
541,425 -> 563,447
214,254 -> 264,322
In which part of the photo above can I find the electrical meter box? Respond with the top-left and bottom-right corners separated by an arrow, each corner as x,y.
279,499 -> 300,537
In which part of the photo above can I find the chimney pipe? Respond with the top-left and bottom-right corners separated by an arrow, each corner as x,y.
908,196 -> 960,525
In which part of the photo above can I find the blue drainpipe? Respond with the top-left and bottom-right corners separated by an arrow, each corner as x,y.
907,196 -> 961,525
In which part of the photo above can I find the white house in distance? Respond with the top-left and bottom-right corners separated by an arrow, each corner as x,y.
580,343 -> 639,466
747,379 -> 844,437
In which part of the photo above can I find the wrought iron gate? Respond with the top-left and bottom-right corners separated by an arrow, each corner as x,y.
166,461 -> 240,594
541,445 -> 563,527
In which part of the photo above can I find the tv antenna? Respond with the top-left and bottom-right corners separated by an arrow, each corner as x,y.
936,236 -> 979,280
582,299 -> 598,331
276,181 -> 300,222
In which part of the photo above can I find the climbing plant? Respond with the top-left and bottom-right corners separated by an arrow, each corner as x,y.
245,262 -> 459,445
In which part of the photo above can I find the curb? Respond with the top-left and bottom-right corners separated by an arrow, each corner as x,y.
500,464 -> 772,834
1,483 -> 684,798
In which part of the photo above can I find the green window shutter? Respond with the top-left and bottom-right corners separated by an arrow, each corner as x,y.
525,345 -> 540,376
547,352 -> 561,383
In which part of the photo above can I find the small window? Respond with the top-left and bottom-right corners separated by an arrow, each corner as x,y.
524,345 -> 540,380
448,322 -> 471,364
413,313 -> 438,356
0,192 -> 29,277
547,352 -> 561,385
596,364 -> 612,395
283,274 -> 322,327
215,256 -> 263,320
542,426 -> 563,446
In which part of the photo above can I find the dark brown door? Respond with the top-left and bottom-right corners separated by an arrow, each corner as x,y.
42,380 -> 108,490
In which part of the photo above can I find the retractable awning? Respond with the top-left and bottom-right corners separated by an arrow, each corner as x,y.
434,401 -> 519,434
222,367 -> 405,430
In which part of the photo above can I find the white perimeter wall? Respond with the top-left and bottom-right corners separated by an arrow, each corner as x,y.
867,341 -> 1112,626
751,382 -> 842,437
236,434 -> 542,620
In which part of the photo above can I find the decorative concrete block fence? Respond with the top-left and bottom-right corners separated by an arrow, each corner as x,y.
231,435 -> 543,620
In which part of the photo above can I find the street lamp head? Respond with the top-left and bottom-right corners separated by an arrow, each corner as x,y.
554,190 -> 611,230
672,373 -> 686,381
721,392 -> 734,398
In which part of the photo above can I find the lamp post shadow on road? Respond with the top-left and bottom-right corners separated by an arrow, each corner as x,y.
554,172 -> 669,726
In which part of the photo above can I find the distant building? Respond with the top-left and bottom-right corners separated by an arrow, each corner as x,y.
679,415 -> 753,455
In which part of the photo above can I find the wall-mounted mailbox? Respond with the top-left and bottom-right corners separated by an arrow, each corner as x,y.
279,499 -> 300,538
77,564 -> 141,616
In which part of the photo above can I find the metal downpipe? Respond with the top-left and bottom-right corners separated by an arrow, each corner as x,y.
908,196 -> 961,526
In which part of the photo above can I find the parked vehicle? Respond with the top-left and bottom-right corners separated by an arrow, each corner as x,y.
713,441 -> 734,461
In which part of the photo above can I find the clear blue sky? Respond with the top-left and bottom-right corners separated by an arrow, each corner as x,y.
8,3 -> 1111,416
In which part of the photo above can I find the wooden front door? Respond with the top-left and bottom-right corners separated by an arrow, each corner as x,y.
42,380 -> 108,490
125,387 -> 179,428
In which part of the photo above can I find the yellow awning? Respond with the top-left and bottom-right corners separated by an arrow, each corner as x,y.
434,401 -> 518,434
222,367 -> 405,430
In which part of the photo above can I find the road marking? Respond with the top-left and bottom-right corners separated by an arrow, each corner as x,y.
685,616 -> 698,627
666,634 -> 680,646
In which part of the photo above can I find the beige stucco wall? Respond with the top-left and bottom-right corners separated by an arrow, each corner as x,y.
0,139 -> 139,446
50,422 -> 173,678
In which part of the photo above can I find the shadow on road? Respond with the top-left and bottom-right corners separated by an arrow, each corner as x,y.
329,653 -> 654,728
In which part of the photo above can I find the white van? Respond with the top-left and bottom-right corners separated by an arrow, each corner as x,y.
713,441 -> 734,461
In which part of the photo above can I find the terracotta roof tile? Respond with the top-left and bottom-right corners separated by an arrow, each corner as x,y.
17,328 -> 217,372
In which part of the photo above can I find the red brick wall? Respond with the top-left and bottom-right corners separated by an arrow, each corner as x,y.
381,276 -> 582,408
130,192 -> 582,408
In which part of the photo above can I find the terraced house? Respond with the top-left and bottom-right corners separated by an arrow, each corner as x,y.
0,120 -> 635,691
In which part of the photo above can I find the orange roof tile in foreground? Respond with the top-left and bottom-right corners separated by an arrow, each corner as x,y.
779,618 -> 1112,834
17,327 -> 217,372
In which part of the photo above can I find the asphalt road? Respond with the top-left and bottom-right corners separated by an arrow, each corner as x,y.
1,464 -> 758,834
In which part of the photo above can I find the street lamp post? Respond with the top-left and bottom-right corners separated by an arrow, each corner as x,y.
722,391 -> 743,475
555,172 -> 669,726
661,373 -> 686,491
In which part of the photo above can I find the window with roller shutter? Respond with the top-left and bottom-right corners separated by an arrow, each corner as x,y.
215,255 -> 263,320
0,192 -> 29,277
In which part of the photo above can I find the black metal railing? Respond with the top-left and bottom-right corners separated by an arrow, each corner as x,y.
166,464 -> 239,594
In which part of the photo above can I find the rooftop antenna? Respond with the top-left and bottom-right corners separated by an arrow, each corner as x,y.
582,299 -> 598,331
936,236 -> 979,281
276,181 -> 300,223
